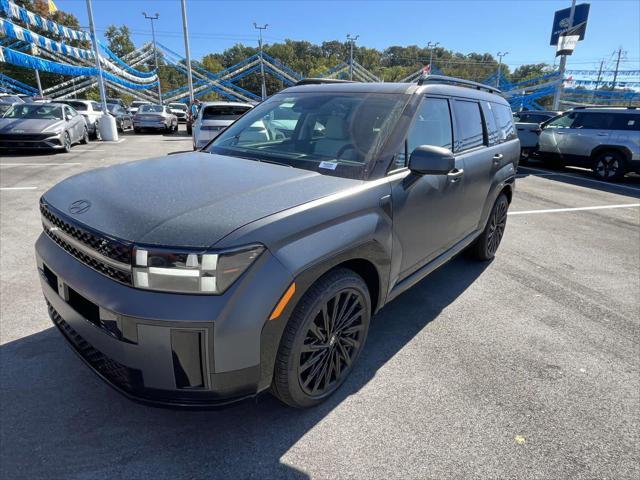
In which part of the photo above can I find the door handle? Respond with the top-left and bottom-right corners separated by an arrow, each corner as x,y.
447,168 -> 464,182
493,153 -> 503,165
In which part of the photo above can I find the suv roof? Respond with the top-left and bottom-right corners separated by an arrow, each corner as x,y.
571,106 -> 638,113
285,80 -> 509,105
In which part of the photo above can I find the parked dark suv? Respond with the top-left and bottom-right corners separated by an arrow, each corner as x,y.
36,76 -> 519,408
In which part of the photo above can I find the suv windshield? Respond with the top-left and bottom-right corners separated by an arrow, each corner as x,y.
139,105 -> 163,113
205,92 -> 407,179
4,104 -> 63,120
169,103 -> 187,111
202,105 -> 251,120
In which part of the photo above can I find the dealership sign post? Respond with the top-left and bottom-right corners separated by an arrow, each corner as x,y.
551,2 -> 590,110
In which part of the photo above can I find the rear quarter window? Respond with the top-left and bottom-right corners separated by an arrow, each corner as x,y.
492,103 -> 517,142
610,113 -> 640,131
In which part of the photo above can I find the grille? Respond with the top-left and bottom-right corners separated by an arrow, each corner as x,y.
40,202 -> 133,285
0,133 -> 51,141
48,301 -> 142,392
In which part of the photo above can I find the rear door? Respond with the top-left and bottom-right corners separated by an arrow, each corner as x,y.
562,112 -> 612,160
451,99 -> 496,236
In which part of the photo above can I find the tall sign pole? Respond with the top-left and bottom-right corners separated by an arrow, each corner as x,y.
86,0 -> 108,113
180,0 -> 194,104
143,12 -> 162,104
552,0 -> 576,110
347,34 -> 359,80
254,23 -> 269,101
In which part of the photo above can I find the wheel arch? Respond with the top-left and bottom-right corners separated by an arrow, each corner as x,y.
590,145 -> 632,163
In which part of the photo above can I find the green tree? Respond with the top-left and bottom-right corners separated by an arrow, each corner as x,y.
104,25 -> 135,58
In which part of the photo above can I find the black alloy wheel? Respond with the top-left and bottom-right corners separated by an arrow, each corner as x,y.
468,192 -> 509,261
593,151 -> 625,182
298,287 -> 367,397
272,268 -> 371,408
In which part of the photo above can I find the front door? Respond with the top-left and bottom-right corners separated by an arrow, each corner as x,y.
391,96 -> 466,281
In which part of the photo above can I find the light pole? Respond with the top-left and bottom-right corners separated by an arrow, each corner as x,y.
180,0 -> 194,104
496,51 -> 509,88
143,12 -> 162,103
254,22 -> 268,100
552,0 -> 576,110
347,34 -> 359,80
427,41 -> 439,73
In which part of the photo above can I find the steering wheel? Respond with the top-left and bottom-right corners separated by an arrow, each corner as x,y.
336,144 -> 355,160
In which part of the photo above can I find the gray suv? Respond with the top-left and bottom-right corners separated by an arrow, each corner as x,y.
35,76 -> 519,408
537,107 -> 640,181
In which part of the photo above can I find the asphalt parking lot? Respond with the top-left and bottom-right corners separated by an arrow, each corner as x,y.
1,131 -> 639,479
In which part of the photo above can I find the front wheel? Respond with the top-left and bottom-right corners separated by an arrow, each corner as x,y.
272,268 -> 371,408
593,150 -> 626,182
468,193 -> 509,261
62,132 -> 72,153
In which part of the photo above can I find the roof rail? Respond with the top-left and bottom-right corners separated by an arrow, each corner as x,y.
571,105 -> 637,110
417,74 -> 501,94
294,78 -> 357,86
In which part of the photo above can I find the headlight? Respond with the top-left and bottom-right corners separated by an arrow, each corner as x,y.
132,245 -> 264,294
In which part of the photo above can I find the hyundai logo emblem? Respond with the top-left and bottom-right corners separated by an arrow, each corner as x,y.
69,199 -> 91,215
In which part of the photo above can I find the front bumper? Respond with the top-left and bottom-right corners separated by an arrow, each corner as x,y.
36,232 -> 293,407
0,134 -> 64,150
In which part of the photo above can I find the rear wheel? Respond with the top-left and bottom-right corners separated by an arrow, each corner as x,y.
593,150 -> 626,182
468,193 -> 509,261
80,127 -> 89,144
272,268 -> 371,408
93,122 -> 101,141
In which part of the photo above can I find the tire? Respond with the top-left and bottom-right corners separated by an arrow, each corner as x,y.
468,193 -> 509,261
186,124 -> 192,135
80,127 -> 89,144
272,268 -> 371,408
93,122 -> 101,141
593,150 -> 626,182
62,132 -> 72,153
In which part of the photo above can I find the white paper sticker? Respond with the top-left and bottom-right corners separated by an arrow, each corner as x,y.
319,161 -> 338,170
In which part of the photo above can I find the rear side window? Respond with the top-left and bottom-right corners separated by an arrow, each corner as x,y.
573,112 -> 613,129
453,100 -> 484,151
202,105 -> 252,120
492,103 -> 517,142
610,113 -> 640,131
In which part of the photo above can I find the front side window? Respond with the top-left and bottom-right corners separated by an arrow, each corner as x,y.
545,112 -> 576,129
453,100 -> 484,151
205,92 -> 408,179
407,97 -> 453,154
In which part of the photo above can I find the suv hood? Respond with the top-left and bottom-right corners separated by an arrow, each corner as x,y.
42,152 -> 361,247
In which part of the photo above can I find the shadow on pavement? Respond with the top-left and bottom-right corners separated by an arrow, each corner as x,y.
1,256 -> 488,480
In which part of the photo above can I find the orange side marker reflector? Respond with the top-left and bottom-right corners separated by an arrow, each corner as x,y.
269,282 -> 296,320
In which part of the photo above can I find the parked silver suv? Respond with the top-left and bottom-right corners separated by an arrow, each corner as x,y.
537,107 -> 640,181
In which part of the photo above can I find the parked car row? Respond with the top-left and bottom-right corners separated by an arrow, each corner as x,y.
0,99 -> 180,152
514,106 -> 640,181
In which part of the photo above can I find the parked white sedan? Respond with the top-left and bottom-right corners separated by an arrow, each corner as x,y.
192,101 -> 253,150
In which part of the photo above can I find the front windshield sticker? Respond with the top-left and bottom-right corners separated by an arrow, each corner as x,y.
319,161 -> 338,170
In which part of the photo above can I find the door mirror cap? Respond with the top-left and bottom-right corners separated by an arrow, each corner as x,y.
408,145 -> 455,175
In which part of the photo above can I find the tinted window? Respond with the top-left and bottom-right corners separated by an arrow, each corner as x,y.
91,101 -> 103,112
453,100 -> 484,151
61,100 -> 87,111
202,105 -> 252,120
407,97 -> 453,154
573,112 -> 613,129
610,113 -> 640,131
492,103 -> 517,141
482,102 -> 500,146
139,105 -> 163,113
516,113 -> 552,124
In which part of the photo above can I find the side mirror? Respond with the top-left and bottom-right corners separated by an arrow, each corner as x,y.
408,145 -> 455,175
65,115 -> 73,121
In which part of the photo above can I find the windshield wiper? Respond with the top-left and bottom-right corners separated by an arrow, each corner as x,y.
257,158 -> 293,167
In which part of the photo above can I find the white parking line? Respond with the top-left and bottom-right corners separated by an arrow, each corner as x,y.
0,186 -> 38,191
508,204 -> 640,216
0,163 -> 81,166
518,166 -> 640,193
